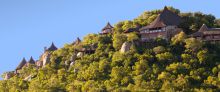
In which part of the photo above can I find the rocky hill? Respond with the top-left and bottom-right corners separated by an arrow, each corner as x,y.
1,6 -> 220,92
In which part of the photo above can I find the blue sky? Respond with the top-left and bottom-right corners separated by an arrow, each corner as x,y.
0,0 -> 219,77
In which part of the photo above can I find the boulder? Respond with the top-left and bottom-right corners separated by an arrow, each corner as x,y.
120,42 -> 132,53
77,52 -> 84,58
68,53 -> 77,66
70,62 -> 75,66
65,61 -> 69,66
68,62 -> 75,71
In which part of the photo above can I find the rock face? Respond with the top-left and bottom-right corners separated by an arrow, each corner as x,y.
4,72 -> 13,80
42,52 -> 51,67
24,75 -> 34,81
70,62 -> 75,66
70,53 -> 77,62
120,42 -> 132,53
36,60 -> 43,68
69,53 -> 77,66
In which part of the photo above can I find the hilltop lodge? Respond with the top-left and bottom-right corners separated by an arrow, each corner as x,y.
100,6 -> 220,42
5,6 -> 220,80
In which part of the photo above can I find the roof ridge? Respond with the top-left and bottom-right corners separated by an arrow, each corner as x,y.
198,24 -> 208,32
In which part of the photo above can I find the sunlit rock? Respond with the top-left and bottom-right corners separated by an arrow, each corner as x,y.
120,42 -> 131,53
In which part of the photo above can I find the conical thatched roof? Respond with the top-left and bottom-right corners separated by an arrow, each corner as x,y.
16,58 -> 27,70
140,6 -> 181,30
102,22 -> 113,31
72,37 -> 81,45
28,56 -> 35,64
47,42 -> 58,51
101,22 -> 114,34
76,37 -> 81,43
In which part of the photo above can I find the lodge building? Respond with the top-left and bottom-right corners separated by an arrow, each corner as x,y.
103,7 -> 183,41
100,7 -> 220,42
191,24 -> 220,42
139,6 -> 182,41
15,42 -> 58,73
10,6 -> 220,79
100,22 -> 114,34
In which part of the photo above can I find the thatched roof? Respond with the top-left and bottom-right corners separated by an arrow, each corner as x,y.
72,37 -> 81,45
47,42 -> 58,51
28,56 -> 35,64
191,32 -> 203,37
204,31 -> 220,35
76,37 -> 81,43
102,22 -> 113,31
101,22 -> 114,34
16,58 -> 27,70
198,24 -> 209,32
191,24 -> 220,37
140,6 -> 181,30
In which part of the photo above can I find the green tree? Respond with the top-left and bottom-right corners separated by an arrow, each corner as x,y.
179,12 -> 216,34
197,49 -> 212,64
113,33 -> 127,50
158,72 -> 173,81
166,63 -> 190,74
127,32 -> 139,42
184,38 -> 202,52
156,52 -> 174,62
110,66 -> 127,84
153,46 -> 166,54
83,34 -> 99,45
171,31 -> 187,45
122,20 -> 135,31
134,59 -> 149,75
82,80 -> 105,92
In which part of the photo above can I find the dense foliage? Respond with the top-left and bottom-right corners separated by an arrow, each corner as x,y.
1,7 -> 220,92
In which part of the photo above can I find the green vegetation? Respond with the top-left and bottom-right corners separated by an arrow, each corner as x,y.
1,7 -> 220,92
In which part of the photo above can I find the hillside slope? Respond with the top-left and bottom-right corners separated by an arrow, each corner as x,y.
1,7 -> 220,92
